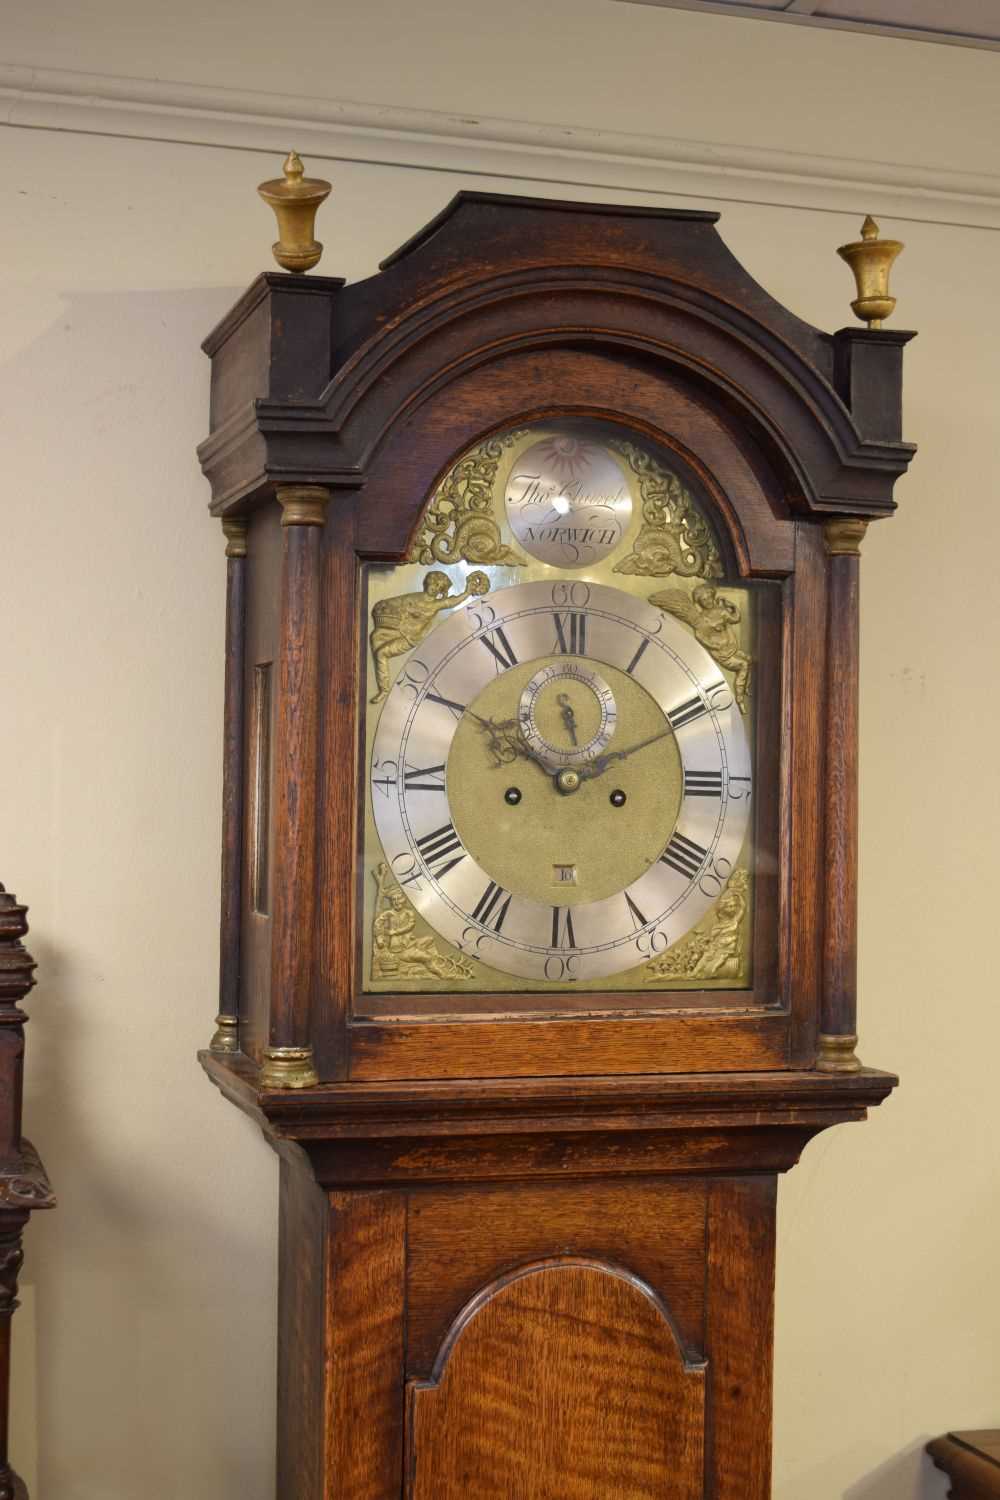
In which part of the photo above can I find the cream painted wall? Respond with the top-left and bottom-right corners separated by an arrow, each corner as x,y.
1,3 -> 998,1497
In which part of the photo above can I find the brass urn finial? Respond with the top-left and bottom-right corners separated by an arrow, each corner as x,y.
257,151 -> 332,274
837,214 -> 903,329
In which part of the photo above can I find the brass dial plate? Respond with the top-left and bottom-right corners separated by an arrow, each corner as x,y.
370,580 -> 752,984
361,421 -> 759,998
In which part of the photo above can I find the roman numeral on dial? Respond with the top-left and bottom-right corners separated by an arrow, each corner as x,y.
471,881 -> 512,934
667,693 -> 708,730
479,626 -> 518,671
551,906 -> 577,949
403,763 -> 446,792
553,611 -> 588,655
683,769 -> 723,798
624,892 -> 648,931
624,637 -> 649,676
660,832 -> 709,881
424,690 -> 467,721
415,822 -> 465,879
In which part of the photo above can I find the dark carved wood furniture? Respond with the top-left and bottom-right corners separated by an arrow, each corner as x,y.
197,189 -> 914,1497
0,887 -> 54,1500
929,1432 -> 1000,1499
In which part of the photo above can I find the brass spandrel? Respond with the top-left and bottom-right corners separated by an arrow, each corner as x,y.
371,864 -> 475,983
611,440 -> 723,581
644,868 -> 751,984
649,584 -> 753,715
369,570 -> 489,704
409,432 -> 529,566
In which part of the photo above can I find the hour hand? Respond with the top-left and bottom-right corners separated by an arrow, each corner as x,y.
468,711 -> 552,773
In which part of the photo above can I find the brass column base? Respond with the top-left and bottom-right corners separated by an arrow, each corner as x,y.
259,1046 -> 319,1090
209,1015 -> 241,1055
815,1032 -> 863,1074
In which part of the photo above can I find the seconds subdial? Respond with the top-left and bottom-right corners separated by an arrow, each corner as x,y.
518,663 -> 618,770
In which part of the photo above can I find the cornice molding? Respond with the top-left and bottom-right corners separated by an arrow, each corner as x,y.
3,61 -> 1000,231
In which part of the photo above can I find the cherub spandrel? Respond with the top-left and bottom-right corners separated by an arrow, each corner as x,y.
369,569 -> 489,703
649,584 -> 752,714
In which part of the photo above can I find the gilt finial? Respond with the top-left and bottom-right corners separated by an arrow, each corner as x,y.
837,215 -> 903,329
257,151 -> 332,274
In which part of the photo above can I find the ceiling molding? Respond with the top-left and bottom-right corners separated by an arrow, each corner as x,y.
616,1 -> 1000,51
2,62 -> 1000,232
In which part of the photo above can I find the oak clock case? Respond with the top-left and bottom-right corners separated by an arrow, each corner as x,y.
361,422 -> 776,1007
197,189 -> 913,1500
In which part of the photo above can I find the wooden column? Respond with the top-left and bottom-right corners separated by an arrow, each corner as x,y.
260,486 -> 330,1090
0,890 -> 31,1160
210,517 -> 248,1055
0,1214 -> 26,1500
0,887 -> 54,1500
817,517 -> 868,1073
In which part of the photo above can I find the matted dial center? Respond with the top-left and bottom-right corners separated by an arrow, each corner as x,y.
447,658 -> 683,908
518,662 -> 617,769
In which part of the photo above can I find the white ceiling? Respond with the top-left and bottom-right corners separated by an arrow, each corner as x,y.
618,0 -> 1000,49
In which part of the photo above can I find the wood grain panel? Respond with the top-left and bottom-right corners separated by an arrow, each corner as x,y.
350,1013 -> 787,1081
406,1179 -> 707,1373
276,1153 -> 328,1500
406,1258 -> 704,1500
325,1191 -> 406,1499
269,515 -> 322,1052
705,1176 -> 777,1500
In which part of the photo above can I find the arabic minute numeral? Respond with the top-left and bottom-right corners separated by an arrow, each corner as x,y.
551,581 -> 592,609
399,659 -> 430,697
699,855 -> 734,900
706,679 -> 734,712
372,758 -> 398,797
635,925 -> 669,959
660,832 -> 710,881
683,769 -> 723,798
415,822 -> 466,879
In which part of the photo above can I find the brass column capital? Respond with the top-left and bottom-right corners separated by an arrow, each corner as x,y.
823,518 -> 869,557
221,517 -> 248,558
277,485 -> 330,528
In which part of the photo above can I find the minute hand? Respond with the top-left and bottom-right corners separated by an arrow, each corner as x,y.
578,726 -> 675,780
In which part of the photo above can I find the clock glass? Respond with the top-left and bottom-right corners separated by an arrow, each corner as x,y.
358,423 -> 778,1011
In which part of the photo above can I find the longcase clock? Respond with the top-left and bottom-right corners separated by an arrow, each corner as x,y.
197,172 -> 914,1498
